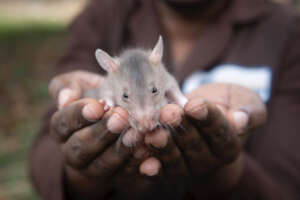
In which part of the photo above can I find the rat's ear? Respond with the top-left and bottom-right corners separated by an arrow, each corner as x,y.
149,35 -> 163,64
95,49 -> 119,73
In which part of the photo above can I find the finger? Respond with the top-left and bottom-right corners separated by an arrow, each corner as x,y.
76,70 -> 104,88
122,128 -> 142,147
58,85 -> 82,109
145,128 -> 169,149
139,157 -> 162,176
160,104 -> 184,127
116,156 -> 164,199
224,84 -> 267,130
50,98 -> 105,142
187,84 -> 267,131
184,98 -> 241,163
106,106 -> 129,133
154,133 -> 188,177
122,152 -> 146,177
232,105 -> 267,132
133,145 -> 151,159
49,74 -> 68,99
152,135 -> 190,196
49,71 -> 104,109
228,110 -> 249,135
62,118 -> 120,169
49,77 -> 82,109
160,104 -> 220,174
171,119 -> 220,175
84,142 -> 130,178
49,70 -> 103,99
160,103 -> 222,174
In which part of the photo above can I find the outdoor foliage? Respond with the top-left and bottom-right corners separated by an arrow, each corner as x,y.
0,21 -> 67,200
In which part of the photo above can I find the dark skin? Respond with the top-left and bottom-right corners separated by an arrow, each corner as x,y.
49,0 -> 267,199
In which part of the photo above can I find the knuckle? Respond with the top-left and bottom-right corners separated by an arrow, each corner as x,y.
212,135 -> 241,164
51,103 -> 89,141
91,150 -> 124,175
50,111 -> 66,140
49,75 -> 64,97
85,157 -> 116,178
186,137 -> 205,153
51,111 -> 71,140
63,138 -> 90,169
62,123 -> 110,169
94,158 -> 113,174
221,143 -> 242,164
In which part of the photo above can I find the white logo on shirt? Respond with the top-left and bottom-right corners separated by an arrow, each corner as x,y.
181,64 -> 272,102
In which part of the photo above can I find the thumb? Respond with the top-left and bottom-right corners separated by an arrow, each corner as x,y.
49,79 -> 82,109
49,70 -> 104,109
57,83 -> 82,109
228,103 -> 267,136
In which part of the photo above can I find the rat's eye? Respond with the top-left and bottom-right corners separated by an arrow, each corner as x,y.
123,92 -> 129,100
152,87 -> 158,94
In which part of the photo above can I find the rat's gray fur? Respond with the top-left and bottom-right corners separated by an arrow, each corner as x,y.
84,36 -> 187,133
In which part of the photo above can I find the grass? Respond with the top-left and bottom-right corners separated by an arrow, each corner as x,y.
0,18 -> 67,200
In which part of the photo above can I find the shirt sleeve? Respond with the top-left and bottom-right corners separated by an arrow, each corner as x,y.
231,16 -> 300,200
29,105 -> 67,200
29,0 -> 134,199
55,0 -> 109,74
55,0 -> 135,74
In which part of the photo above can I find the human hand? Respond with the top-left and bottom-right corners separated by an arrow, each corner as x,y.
49,71 -> 127,198
49,70 -> 104,109
140,83 -> 267,199
48,70 -> 169,199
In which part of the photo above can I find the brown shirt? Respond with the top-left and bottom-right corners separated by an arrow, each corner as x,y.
30,0 -> 300,199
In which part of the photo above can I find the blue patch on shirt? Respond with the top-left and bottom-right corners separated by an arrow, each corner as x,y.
181,64 -> 273,102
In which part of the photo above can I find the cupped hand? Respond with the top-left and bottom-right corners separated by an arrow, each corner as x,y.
50,96 -> 131,198
49,70 -> 104,109
48,70 -> 168,199
139,83 -> 267,199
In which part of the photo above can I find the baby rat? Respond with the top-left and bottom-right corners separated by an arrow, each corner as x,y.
84,36 -> 187,133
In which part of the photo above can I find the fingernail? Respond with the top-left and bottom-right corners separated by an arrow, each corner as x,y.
145,128 -> 169,148
99,99 -> 110,112
140,157 -> 161,176
122,129 -> 139,147
107,114 -> 127,133
82,103 -> 101,121
186,99 -> 208,120
233,111 -> 249,130
99,99 -> 105,105
58,88 -> 72,109
160,104 -> 183,126
164,110 -> 183,126
103,105 -> 110,112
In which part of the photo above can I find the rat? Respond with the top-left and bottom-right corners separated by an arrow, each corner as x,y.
84,36 -> 187,134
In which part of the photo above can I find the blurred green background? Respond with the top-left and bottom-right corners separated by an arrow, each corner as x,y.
0,0 -> 86,199
0,0 -> 298,199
